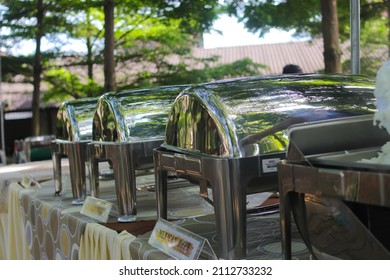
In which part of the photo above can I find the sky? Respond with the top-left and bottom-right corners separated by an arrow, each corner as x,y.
203,14 -> 299,49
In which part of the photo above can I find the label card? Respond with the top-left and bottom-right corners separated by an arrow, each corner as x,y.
262,157 -> 281,173
80,196 -> 113,223
20,173 -> 41,189
148,218 -> 217,260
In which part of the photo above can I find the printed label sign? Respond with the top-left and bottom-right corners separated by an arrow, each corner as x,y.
148,218 -> 218,260
262,158 -> 281,173
80,196 -> 113,223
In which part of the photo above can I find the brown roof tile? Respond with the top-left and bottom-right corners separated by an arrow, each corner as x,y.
193,39 -> 325,75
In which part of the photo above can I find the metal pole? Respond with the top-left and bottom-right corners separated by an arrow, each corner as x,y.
0,55 -> 6,164
350,0 -> 361,74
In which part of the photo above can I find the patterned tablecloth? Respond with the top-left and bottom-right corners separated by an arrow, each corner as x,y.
0,160 -> 310,260
0,160 -> 70,260
0,161 -> 217,260
130,213 -> 310,260
18,183 -> 88,259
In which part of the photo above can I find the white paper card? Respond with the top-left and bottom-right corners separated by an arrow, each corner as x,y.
262,157 -> 281,173
20,173 -> 41,188
80,196 -> 113,223
148,218 -> 217,260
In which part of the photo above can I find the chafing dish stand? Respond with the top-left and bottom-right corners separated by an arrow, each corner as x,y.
279,114 -> 390,259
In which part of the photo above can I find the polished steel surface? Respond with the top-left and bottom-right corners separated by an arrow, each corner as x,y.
52,140 -> 88,205
52,98 -> 99,204
93,85 -> 189,142
286,114 -> 390,162
164,74 -> 376,158
279,115 -> 390,259
56,98 -> 98,142
88,85 -> 189,222
155,74 -> 376,259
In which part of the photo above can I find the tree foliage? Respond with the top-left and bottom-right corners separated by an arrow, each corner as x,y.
130,57 -> 266,88
225,0 -> 389,74
43,67 -> 102,101
1,0 -> 263,106
225,0 -> 387,40
0,0 -> 79,135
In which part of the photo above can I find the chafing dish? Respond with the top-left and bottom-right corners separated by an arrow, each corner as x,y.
154,74 -> 376,259
279,114 -> 390,259
24,135 -> 55,162
88,85 -> 189,222
52,98 -> 98,205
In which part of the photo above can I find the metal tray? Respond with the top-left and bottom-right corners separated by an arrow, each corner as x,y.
306,146 -> 390,172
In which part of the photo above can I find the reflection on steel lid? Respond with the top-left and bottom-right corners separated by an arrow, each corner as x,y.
92,85 -> 190,142
163,74 -> 376,158
56,97 -> 99,141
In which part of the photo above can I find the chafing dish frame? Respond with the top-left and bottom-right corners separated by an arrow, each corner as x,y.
154,147 -> 285,260
51,98 -> 98,204
279,114 -> 390,259
52,140 -> 88,204
24,135 -> 55,162
88,139 -> 163,222
87,85 -> 190,222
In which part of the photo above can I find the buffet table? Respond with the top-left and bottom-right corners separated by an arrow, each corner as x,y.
0,159 -> 68,260
0,160 -> 310,260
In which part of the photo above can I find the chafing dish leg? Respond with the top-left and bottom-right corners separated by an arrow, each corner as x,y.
51,142 -> 62,196
87,143 -> 100,198
107,144 -> 137,222
67,143 -> 87,205
278,162 -> 293,259
154,149 -> 168,219
208,159 -> 246,260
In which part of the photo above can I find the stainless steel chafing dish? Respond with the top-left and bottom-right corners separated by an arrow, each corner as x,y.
88,85 -> 189,222
154,74 -> 376,259
279,114 -> 390,259
52,97 -> 98,205
24,135 -> 55,162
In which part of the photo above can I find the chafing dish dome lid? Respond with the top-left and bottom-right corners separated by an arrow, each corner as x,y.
56,97 -> 99,142
163,74 -> 376,158
92,85 -> 189,142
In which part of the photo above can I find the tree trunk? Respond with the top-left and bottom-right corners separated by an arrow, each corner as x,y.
320,0 -> 342,73
32,0 -> 44,136
87,9 -> 93,82
104,0 -> 116,92
86,9 -> 94,97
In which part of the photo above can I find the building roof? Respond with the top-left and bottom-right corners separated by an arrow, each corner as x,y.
1,82 -> 52,111
193,38 -> 325,75
1,83 -> 33,110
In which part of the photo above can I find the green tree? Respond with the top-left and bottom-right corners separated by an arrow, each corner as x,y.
1,0 -> 221,91
63,5 -> 105,94
322,0 -> 341,73
103,0 -> 115,91
342,15 -> 389,76
104,0 -> 220,91
225,0 -> 343,73
0,0 -> 76,135
132,58 -> 266,88
225,0 -> 390,74
1,0 -> 262,110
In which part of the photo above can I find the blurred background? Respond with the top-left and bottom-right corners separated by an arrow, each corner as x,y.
0,0 -> 389,162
